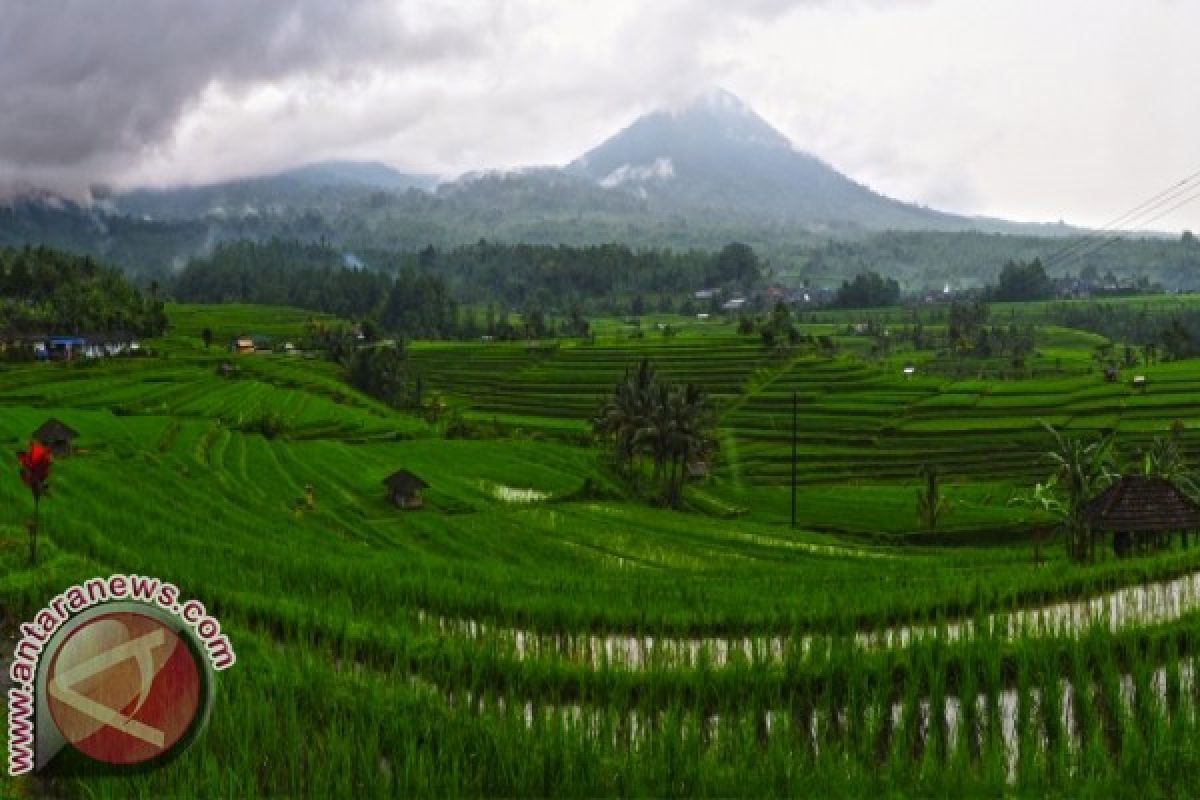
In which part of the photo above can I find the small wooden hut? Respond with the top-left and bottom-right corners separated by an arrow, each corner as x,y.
383,470 -> 429,510
1082,475 -> 1200,557
32,418 -> 79,457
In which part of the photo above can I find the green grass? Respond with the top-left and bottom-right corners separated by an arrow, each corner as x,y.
165,302 -> 337,346
5,298 -> 1200,796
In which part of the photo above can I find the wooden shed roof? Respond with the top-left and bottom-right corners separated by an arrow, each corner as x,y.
1082,475 -> 1200,532
383,469 -> 429,493
32,418 -> 79,443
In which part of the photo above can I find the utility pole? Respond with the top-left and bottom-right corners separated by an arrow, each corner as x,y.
790,390 -> 797,528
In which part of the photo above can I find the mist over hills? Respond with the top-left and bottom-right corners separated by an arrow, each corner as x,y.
109,89 -> 1054,235
109,161 -> 439,221
0,89 -> 1098,281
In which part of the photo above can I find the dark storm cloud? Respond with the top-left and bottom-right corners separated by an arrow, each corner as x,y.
0,0 -> 481,188
1,0 -> 1196,229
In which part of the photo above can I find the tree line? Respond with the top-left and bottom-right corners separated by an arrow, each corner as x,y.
1052,302 -> 1200,361
0,245 -> 167,337
174,240 -> 463,339
173,238 -> 766,320
801,229 -> 1200,290
412,239 -> 764,311
831,259 -> 1055,309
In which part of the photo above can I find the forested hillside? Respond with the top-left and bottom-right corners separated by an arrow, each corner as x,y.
172,239 -> 767,320
174,241 -> 460,339
0,245 -> 167,335
801,230 -> 1200,288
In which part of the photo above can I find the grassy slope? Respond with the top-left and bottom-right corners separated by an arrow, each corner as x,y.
4,299 -> 1200,795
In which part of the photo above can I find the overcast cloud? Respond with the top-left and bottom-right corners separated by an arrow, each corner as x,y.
2,0 -> 1198,230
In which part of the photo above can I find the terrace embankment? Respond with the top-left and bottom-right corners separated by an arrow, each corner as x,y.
420,564 -> 1200,668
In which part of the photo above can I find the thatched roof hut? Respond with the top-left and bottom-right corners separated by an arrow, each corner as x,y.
1082,475 -> 1200,556
383,469 -> 429,510
32,418 -> 79,456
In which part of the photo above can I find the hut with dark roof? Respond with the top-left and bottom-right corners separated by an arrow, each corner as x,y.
383,470 -> 429,510
32,418 -> 79,457
1082,475 -> 1200,557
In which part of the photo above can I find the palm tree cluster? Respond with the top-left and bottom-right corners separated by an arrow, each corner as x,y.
594,359 -> 716,508
1029,420 -> 1199,562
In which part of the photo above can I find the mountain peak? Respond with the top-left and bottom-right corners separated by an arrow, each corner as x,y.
658,89 -> 792,152
569,90 -> 794,183
675,87 -> 754,117
568,91 -> 962,230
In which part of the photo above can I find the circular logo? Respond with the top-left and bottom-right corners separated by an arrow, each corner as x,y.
45,611 -> 204,765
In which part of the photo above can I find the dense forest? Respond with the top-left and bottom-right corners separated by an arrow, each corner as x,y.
985,259 -> 1055,302
174,241 -> 463,339
832,271 -> 901,308
172,238 -> 766,322
6,191 -> 1199,292
410,239 -> 764,310
1051,302 -> 1200,361
800,230 -> 1200,289
0,245 -> 167,335
173,240 -> 393,317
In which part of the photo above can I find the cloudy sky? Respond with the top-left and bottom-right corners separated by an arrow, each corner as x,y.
2,0 -> 1199,230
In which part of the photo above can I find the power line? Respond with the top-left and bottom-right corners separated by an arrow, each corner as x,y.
1039,167 -> 1200,272
1045,185 -> 1200,274
1045,168 -> 1200,260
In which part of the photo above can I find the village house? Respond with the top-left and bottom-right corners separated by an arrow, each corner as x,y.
383,470 -> 429,510
32,418 -> 79,457
1083,474 -> 1200,556
231,335 -> 273,354
1055,276 -> 1095,300
5,332 -> 141,361
0,332 -> 49,359
47,335 -> 86,360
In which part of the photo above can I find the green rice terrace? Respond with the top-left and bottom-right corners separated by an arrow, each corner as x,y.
9,300 -> 1200,796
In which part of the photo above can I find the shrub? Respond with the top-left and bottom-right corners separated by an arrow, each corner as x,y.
240,411 -> 288,439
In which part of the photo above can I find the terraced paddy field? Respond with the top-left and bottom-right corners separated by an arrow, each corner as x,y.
7,300 -> 1200,796
165,302 -> 338,344
407,335 -> 775,426
407,323 -> 1200,511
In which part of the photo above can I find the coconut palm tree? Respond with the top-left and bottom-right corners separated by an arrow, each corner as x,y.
636,382 -> 714,508
597,361 -> 716,508
632,382 -> 673,484
1139,421 -> 1199,498
915,464 -> 950,531
594,359 -> 657,479
1040,421 -> 1116,561
663,383 -> 715,508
